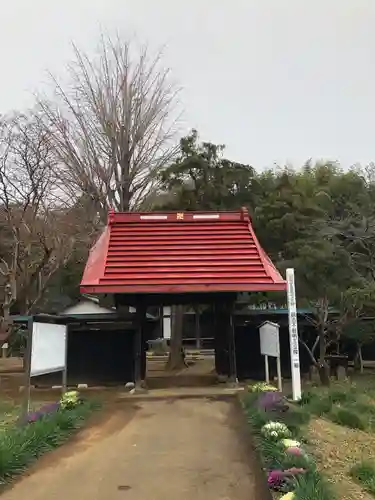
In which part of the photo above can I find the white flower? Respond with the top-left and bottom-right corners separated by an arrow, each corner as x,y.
250,382 -> 278,392
282,438 -> 301,448
261,421 -> 291,440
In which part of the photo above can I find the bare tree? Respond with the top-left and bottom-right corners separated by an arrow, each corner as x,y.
0,113 -> 77,344
37,34 -> 180,221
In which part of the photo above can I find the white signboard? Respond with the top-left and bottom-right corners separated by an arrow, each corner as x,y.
162,306 -> 171,340
286,268 -> 302,401
30,322 -> 67,377
259,321 -> 280,357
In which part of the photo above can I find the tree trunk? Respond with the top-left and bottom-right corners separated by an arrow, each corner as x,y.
194,306 -> 201,349
318,328 -> 330,386
165,305 -> 186,371
354,343 -> 364,374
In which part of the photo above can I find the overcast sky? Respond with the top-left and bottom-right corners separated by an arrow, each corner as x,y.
1,1 -> 374,169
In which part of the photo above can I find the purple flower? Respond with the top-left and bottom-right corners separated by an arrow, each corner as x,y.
25,402 -> 60,424
267,469 -> 285,487
39,402 -> 60,414
267,467 -> 307,491
256,391 -> 289,413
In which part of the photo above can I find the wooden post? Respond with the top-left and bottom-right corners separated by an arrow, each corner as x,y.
20,317 -> 33,424
264,355 -> 270,383
227,301 -> 238,383
213,303 -> 223,376
134,305 -> 147,388
276,356 -> 282,391
2,343 -> 8,358
214,302 -> 229,378
62,324 -> 68,393
194,306 -> 201,349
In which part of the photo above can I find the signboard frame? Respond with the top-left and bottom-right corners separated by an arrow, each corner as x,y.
259,321 -> 282,391
20,315 -> 69,422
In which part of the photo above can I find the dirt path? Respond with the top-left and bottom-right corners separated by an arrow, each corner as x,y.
1,397 -> 265,500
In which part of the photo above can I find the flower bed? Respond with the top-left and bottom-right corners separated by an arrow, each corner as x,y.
0,391 -> 99,485
242,384 -> 336,500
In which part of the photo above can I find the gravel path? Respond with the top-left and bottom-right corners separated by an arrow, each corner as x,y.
1,397 -> 266,500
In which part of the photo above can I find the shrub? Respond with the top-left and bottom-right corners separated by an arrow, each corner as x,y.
305,396 -> 332,417
350,401 -> 375,416
350,460 -> 375,495
274,407 -> 311,440
299,390 -> 316,406
328,389 -> 356,404
281,406 -> 311,432
328,407 -> 366,430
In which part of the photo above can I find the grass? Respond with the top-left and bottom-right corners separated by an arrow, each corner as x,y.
0,398 -> 99,485
299,382 -> 375,432
300,376 -> 375,499
0,401 -> 20,432
350,461 -> 375,496
293,469 -> 336,500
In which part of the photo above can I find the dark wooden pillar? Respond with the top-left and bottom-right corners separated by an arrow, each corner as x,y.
214,302 -> 230,377
213,299 -> 237,382
227,301 -> 238,383
135,305 -> 147,387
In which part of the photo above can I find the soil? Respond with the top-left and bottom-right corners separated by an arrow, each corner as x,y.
0,397 -> 268,500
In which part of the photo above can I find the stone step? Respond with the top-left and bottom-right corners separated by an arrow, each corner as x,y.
145,374 -> 218,389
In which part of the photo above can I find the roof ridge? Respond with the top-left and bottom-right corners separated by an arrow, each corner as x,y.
108,209 -> 250,225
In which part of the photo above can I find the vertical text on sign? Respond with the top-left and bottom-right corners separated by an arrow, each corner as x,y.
286,268 -> 301,401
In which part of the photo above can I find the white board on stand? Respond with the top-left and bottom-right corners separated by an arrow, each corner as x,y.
259,321 -> 280,357
30,322 -> 67,377
259,321 -> 282,391
162,306 -> 172,340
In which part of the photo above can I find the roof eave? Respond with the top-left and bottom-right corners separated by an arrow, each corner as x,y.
80,227 -> 110,287
80,282 -> 287,295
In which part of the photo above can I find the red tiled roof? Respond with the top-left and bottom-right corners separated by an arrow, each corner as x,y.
80,208 -> 286,295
